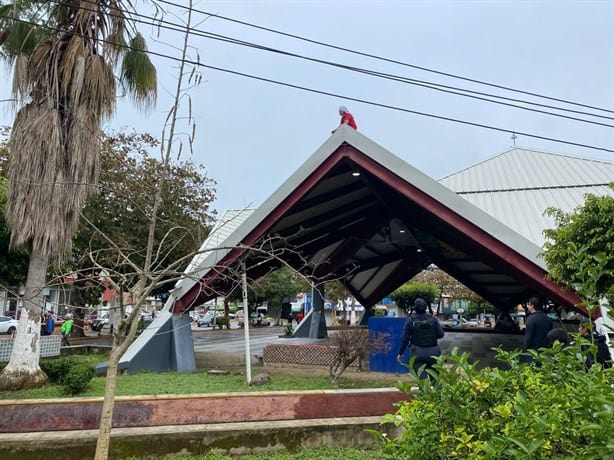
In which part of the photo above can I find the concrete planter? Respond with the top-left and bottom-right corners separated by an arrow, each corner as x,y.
0,388 -> 408,433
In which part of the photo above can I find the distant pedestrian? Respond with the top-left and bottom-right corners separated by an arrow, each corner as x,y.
578,321 -> 612,369
547,327 -> 570,347
524,297 -> 553,350
397,298 -> 445,379
61,314 -> 73,346
45,311 -> 55,336
332,105 -> 357,133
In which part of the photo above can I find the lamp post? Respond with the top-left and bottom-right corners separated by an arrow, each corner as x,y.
241,261 -> 252,385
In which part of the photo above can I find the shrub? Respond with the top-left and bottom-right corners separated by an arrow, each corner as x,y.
40,357 -> 74,383
40,356 -> 96,394
212,316 -> 230,329
329,329 -> 390,385
376,341 -> 614,459
62,363 -> 96,395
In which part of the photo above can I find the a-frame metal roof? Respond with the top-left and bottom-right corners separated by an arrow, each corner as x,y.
172,126 -> 581,314
440,147 -> 614,247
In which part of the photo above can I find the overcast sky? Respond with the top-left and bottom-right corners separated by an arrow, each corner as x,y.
3,1 -> 613,215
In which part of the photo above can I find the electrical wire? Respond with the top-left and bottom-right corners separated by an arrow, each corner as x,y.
1,14 -> 612,153
41,0 -> 614,127
156,0 -> 614,115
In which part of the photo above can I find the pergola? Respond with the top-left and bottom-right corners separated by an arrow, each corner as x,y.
119,126 -> 585,373
171,126 -> 581,316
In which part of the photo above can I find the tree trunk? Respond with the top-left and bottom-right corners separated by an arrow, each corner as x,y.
0,251 -> 49,390
94,346 -> 122,460
72,284 -> 87,338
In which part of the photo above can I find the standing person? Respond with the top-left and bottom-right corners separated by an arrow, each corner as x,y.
40,312 -> 49,336
45,311 -> 55,336
578,322 -> 612,369
397,298 -> 445,379
524,297 -> 553,352
332,105 -> 357,133
547,327 -> 570,347
61,314 -> 73,346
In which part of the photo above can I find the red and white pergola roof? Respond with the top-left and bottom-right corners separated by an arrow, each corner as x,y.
171,126 -> 582,314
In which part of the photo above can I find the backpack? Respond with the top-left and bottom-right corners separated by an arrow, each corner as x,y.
412,317 -> 437,347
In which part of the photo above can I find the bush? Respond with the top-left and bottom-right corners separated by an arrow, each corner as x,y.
62,363 -> 96,395
212,316 -> 230,329
40,357 -> 74,383
40,356 -> 96,394
376,340 -> 614,459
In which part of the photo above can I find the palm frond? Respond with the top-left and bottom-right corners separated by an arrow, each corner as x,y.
6,104 -> 65,254
0,12 -> 49,60
11,52 -> 28,100
121,32 -> 157,111
3,0 -> 157,260
84,54 -> 117,119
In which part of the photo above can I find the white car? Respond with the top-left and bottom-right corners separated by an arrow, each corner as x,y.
197,312 -> 214,327
0,316 -> 19,335
442,317 -> 479,328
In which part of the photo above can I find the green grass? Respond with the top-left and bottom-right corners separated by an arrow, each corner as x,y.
0,355 -> 401,400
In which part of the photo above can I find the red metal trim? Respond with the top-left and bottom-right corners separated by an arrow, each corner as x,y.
175,145 -> 351,311
339,146 -> 585,314
175,142 -> 586,316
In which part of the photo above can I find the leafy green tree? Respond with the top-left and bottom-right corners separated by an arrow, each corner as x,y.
542,186 -> 614,309
60,131 -> 215,336
0,1 -> 157,391
389,281 -> 441,313
325,280 -> 348,302
233,266 -> 310,321
72,131 -> 215,278
412,266 -> 489,314
0,179 -> 28,287
0,136 -> 28,287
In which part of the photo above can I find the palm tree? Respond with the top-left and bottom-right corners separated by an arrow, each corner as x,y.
0,0 -> 156,390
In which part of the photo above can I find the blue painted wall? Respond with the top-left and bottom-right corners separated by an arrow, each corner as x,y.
368,317 -> 409,374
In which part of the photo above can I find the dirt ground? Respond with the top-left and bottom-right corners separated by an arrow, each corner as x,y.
220,360 -> 414,385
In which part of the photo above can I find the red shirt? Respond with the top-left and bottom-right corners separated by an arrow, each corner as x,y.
341,112 -> 357,130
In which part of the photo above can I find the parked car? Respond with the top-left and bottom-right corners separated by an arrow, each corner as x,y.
238,311 -> 271,327
0,315 -> 19,335
442,317 -> 479,328
197,311 -> 214,327
91,312 -> 109,332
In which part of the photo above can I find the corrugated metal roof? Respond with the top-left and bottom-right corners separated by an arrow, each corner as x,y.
439,148 -> 614,247
179,208 -> 254,289
439,148 -> 613,192
170,127 -> 581,312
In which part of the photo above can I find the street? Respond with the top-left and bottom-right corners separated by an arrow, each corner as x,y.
191,324 -> 329,356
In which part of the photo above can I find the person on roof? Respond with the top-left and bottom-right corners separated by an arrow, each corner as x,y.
332,105 -> 357,133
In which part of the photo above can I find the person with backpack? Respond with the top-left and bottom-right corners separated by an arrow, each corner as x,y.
397,298 -> 445,379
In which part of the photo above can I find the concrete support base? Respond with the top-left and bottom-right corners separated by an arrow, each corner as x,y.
0,417 -> 398,459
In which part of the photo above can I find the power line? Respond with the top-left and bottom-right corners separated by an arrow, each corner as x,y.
1,14 -> 612,154
156,0 -> 614,116
43,0 -> 614,128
